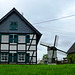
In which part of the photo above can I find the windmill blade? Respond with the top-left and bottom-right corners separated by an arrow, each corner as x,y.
57,49 -> 67,54
40,43 -> 48,47
54,35 -> 58,47
40,42 -> 51,47
57,50 -> 67,56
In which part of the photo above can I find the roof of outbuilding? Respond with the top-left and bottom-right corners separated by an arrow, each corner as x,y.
67,43 -> 75,54
0,8 -> 42,44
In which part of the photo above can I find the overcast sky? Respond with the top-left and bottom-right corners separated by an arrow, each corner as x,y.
0,0 -> 75,60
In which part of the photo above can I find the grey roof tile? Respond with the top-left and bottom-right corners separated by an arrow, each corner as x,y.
67,43 -> 75,54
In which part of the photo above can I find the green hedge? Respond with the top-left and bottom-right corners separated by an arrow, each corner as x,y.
67,53 -> 75,64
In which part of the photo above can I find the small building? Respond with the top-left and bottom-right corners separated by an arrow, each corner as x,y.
67,43 -> 75,63
0,8 -> 42,64
67,43 -> 75,54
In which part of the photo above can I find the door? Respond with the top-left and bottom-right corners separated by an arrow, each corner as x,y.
9,53 -> 12,62
14,53 -> 17,62
9,53 -> 17,63
25,53 -> 30,63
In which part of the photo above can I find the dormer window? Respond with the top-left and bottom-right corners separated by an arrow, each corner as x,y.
10,22 -> 18,30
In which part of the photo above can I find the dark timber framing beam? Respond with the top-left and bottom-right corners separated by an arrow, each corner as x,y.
0,33 -> 37,64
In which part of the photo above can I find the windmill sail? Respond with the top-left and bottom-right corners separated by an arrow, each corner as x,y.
51,35 -> 58,63
40,42 -> 51,47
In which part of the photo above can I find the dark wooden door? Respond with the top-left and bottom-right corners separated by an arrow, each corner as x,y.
25,53 -> 30,63
9,53 -> 17,63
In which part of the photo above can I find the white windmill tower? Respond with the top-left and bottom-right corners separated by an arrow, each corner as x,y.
40,35 -> 67,64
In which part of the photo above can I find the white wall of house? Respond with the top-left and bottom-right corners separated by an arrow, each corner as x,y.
32,57 -> 36,62
1,34 -> 36,51
1,34 -> 37,63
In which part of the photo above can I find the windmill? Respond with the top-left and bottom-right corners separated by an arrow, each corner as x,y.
40,35 -> 67,64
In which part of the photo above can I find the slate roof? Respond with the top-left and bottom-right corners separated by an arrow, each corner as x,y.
0,8 -> 42,44
67,43 -> 75,54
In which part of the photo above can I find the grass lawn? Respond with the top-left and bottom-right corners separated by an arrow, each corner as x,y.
0,64 -> 75,75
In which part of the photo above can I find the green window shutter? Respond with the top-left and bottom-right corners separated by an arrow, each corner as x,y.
9,53 -> 12,62
10,22 -> 18,30
9,35 -> 13,43
0,34 -> 1,43
10,22 -> 14,29
25,53 -> 30,63
14,35 -> 18,43
26,35 -> 30,43
14,53 -> 17,62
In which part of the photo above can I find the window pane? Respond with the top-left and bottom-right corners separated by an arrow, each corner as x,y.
10,45 -> 16,50
18,44 -> 25,50
18,36 -> 25,43
2,35 -> 9,43
18,53 -> 25,62
1,53 -> 8,61
1,44 -> 9,50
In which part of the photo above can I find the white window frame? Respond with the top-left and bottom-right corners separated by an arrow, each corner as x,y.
1,53 -> 8,62
18,54 -> 25,62
1,44 -> 9,50
2,35 -> 9,43
18,35 -> 25,43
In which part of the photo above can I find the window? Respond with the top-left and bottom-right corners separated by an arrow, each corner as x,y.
10,22 -> 18,30
2,35 -> 9,43
9,35 -> 18,43
1,53 -> 8,61
10,45 -> 16,50
1,44 -> 9,50
18,35 -> 25,43
26,35 -> 30,43
18,44 -> 25,50
18,54 -> 25,62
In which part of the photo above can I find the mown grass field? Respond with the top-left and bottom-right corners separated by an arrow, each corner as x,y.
0,64 -> 75,75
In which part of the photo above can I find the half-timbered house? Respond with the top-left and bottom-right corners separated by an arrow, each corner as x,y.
0,8 -> 42,64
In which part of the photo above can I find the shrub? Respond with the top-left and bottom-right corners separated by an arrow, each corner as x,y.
67,53 -> 75,64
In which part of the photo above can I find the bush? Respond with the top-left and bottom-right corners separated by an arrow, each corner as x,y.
67,53 -> 75,64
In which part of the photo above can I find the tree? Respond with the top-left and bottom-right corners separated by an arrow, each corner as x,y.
42,54 -> 48,64
67,53 -> 75,64
42,54 -> 48,60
